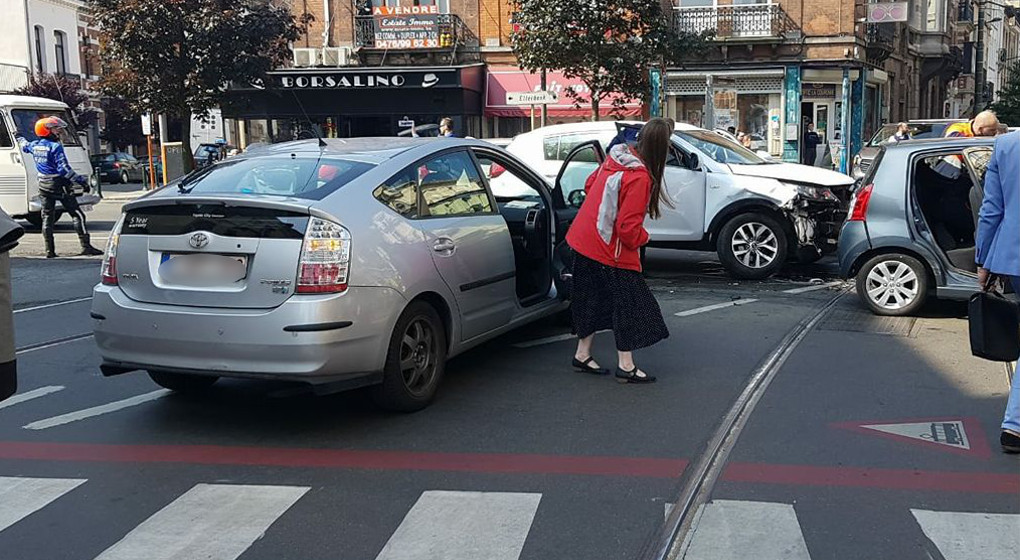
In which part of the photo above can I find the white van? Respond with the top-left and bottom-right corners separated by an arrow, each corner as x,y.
0,95 -> 99,227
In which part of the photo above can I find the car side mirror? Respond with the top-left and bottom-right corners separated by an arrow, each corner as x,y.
567,189 -> 586,208
685,153 -> 700,170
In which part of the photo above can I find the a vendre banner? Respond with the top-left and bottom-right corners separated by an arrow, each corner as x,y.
372,5 -> 441,49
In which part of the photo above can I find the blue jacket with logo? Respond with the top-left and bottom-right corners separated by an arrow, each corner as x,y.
18,137 -> 85,184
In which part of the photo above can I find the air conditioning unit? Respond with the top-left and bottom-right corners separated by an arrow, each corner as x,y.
293,48 -> 321,68
321,47 -> 352,67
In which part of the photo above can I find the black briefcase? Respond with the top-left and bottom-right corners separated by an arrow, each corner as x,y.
969,290 -> 1020,362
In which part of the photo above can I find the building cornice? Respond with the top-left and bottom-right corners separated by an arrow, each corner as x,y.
34,0 -> 84,12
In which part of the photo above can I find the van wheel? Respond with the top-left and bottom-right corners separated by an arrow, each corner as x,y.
147,370 -> 218,393
855,254 -> 928,316
373,301 -> 446,412
717,212 -> 788,279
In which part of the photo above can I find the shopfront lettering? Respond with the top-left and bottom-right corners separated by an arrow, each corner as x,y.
279,74 -> 409,89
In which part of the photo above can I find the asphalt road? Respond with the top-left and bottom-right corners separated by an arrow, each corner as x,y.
1,202 -> 1017,560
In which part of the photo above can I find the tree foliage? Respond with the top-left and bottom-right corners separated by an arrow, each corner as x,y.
89,0 -> 310,145
14,73 -> 97,129
100,97 -> 146,151
991,63 -> 1020,126
510,0 -> 707,120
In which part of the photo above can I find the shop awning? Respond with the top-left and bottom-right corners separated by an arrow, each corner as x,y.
485,67 -> 642,118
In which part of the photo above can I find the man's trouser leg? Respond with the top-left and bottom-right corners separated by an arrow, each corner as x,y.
60,192 -> 90,248
40,195 -> 57,257
1002,276 -> 1020,436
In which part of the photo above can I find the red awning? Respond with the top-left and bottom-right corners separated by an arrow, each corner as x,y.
485,67 -> 643,118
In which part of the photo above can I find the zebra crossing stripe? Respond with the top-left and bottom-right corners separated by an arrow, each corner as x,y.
0,386 -> 65,411
911,509 -> 1020,560
682,500 -> 810,560
375,490 -> 542,560
0,476 -> 86,533
92,484 -> 309,560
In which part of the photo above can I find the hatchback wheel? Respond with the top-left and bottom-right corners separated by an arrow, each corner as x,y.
717,212 -> 788,279
856,254 -> 928,316
373,301 -> 446,412
147,370 -> 218,393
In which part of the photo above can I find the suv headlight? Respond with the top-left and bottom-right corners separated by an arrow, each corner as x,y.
794,184 -> 839,202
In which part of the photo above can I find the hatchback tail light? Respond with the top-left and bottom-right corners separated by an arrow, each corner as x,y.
113,162 -> 121,169
489,162 -> 506,178
101,215 -> 125,286
296,217 -> 351,294
848,183 -> 874,222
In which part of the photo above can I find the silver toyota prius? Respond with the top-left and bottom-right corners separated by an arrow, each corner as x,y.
92,137 -> 592,411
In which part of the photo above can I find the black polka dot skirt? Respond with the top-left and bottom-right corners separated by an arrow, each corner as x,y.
570,252 -> 669,351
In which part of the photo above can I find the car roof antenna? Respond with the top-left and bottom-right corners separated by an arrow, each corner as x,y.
290,91 -> 327,148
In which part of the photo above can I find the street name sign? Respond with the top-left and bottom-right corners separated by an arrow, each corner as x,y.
506,91 -> 559,106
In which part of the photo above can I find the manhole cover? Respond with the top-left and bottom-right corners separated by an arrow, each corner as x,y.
818,308 -> 916,336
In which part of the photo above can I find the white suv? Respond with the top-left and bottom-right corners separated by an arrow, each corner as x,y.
505,122 -> 855,279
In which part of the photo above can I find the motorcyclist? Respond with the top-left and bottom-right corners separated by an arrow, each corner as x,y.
17,116 -> 102,258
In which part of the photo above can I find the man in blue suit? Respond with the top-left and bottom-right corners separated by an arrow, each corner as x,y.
975,128 -> 1020,453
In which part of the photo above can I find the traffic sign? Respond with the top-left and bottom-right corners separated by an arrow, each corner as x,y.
506,91 -> 558,106
140,114 -> 152,136
831,417 -> 991,457
398,118 -> 415,128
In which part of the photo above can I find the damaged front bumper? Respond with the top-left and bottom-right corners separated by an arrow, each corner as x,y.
784,186 -> 850,259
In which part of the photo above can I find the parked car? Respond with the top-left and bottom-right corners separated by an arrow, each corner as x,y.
0,207 -> 23,402
138,155 -> 163,186
93,137 -> 578,411
92,152 -> 146,184
838,137 -> 994,316
193,143 -> 229,168
0,95 -> 100,227
852,119 -> 964,180
506,121 -> 855,279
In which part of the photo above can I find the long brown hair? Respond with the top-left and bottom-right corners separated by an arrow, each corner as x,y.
635,117 -> 674,219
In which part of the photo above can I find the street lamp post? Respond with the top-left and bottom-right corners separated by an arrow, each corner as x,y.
976,1 -> 987,109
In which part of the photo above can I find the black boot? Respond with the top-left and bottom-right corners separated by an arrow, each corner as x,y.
79,235 -> 103,257
44,235 -> 57,259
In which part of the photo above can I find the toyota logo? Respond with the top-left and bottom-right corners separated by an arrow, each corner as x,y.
189,232 -> 210,249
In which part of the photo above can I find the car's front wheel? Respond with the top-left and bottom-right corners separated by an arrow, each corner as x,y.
717,212 -> 788,279
147,370 -> 218,393
373,301 -> 447,412
856,254 -> 928,316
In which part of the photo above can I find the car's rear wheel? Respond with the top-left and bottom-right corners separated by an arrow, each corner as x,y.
120,170 -> 130,184
147,370 -> 218,393
373,301 -> 446,412
717,212 -> 788,279
856,254 -> 928,316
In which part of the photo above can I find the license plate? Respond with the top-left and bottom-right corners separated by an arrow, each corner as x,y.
159,253 -> 248,285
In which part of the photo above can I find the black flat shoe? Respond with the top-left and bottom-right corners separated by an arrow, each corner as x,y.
1002,431 -> 1020,454
616,366 -> 656,384
572,357 -> 609,375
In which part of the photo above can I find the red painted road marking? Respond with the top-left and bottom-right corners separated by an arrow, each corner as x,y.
829,417 -> 992,459
0,441 -> 1015,493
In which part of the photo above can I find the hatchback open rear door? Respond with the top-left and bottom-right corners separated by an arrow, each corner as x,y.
552,140 -> 605,300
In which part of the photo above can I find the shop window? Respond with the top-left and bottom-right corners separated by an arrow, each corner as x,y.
374,167 -> 419,218
54,31 -> 67,75
418,151 -> 492,217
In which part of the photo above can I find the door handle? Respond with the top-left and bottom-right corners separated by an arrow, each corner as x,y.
432,238 -> 456,255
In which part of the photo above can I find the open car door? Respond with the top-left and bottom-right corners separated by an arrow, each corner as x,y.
552,140 -> 605,300
962,146 -> 993,231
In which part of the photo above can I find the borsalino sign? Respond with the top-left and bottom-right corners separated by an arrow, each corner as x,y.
273,70 -> 452,90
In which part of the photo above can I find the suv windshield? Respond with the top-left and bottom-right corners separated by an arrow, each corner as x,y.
10,109 -> 81,146
868,123 -> 953,146
175,156 -> 374,199
675,129 -> 765,165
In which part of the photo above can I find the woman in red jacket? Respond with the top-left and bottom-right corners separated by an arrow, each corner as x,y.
566,118 -> 673,383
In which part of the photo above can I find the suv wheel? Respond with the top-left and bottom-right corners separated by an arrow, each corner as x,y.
147,370 -> 218,393
717,212 -> 788,279
856,254 -> 928,316
373,301 -> 447,412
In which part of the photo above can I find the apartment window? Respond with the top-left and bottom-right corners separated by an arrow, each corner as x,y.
54,31 -> 67,75
34,26 -> 45,73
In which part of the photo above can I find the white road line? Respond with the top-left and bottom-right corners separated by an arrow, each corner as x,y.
0,476 -> 86,533
375,490 -> 542,560
912,509 -> 1020,560
16,334 -> 94,355
93,484 -> 309,560
675,299 -> 759,317
782,281 -> 843,295
682,500 -> 810,560
0,385 -> 65,411
23,389 -> 171,430
14,297 -> 92,314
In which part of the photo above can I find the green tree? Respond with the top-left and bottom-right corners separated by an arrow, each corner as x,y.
99,97 -> 146,151
14,73 -> 97,130
510,0 -> 706,120
991,63 -> 1020,126
89,0 -> 310,161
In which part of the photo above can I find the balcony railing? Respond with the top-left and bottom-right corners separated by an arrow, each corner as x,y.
673,4 -> 795,39
866,23 -> 896,62
355,14 -> 479,51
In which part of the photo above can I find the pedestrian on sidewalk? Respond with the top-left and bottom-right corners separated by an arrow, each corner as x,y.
565,117 -> 673,384
974,129 -> 1020,454
17,117 -> 102,258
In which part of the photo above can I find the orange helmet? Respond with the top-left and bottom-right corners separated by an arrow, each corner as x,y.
34,116 -> 68,138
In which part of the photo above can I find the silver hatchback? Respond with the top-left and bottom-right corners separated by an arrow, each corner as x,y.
92,138 -> 581,411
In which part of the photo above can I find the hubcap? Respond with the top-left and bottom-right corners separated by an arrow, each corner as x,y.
865,260 -> 919,310
731,222 -> 779,269
399,318 -> 437,396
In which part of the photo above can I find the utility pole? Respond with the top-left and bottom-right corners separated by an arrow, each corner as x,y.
976,0 -> 987,110
540,69 -> 547,127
